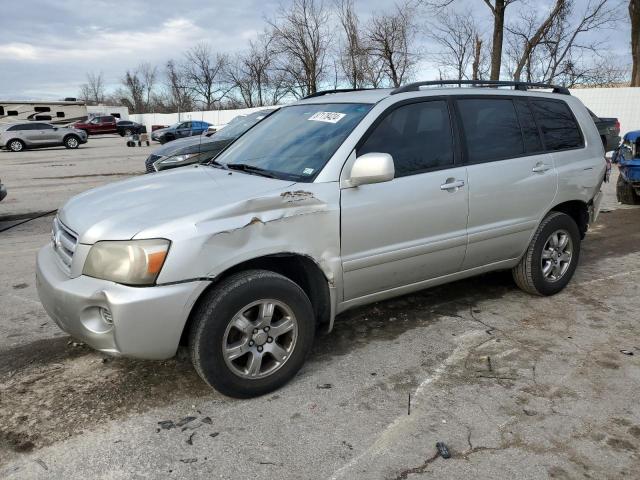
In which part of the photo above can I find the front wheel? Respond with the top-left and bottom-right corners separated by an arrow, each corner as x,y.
64,135 -> 80,149
512,212 -> 581,296
8,139 -> 25,152
189,270 -> 315,398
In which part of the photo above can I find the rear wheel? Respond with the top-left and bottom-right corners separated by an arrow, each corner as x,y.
189,270 -> 315,398
64,135 -> 80,149
513,212 -> 581,296
616,175 -> 640,205
124,128 -> 133,136
8,139 -> 25,152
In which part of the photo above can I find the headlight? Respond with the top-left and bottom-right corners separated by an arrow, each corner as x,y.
83,239 -> 170,285
154,152 -> 203,168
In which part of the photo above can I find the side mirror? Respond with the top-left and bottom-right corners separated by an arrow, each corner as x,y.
348,152 -> 395,187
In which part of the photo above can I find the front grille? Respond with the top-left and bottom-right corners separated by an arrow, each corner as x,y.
52,216 -> 78,273
145,154 -> 161,173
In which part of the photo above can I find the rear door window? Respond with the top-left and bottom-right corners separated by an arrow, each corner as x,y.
456,98 -> 524,163
358,100 -> 455,177
530,99 -> 583,151
514,99 -> 544,153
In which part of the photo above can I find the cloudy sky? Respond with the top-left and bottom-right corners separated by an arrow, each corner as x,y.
0,0 -> 631,100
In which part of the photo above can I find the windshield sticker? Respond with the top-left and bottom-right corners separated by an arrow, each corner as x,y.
302,167 -> 315,175
308,112 -> 346,124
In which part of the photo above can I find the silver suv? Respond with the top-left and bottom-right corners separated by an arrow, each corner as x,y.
36,81 -> 605,397
1,122 -> 88,151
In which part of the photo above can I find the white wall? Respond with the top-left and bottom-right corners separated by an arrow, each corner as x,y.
570,87 -> 640,135
129,106 -> 273,133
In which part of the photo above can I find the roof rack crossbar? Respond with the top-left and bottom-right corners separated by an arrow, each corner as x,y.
302,88 -> 376,99
390,80 -> 570,96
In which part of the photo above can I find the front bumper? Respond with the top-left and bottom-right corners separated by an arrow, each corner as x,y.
36,244 -> 209,359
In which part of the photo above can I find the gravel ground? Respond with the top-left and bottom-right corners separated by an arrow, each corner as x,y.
0,138 -> 638,479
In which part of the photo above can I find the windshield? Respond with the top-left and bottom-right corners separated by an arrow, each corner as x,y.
215,103 -> 372,181
214,111 -> 275,141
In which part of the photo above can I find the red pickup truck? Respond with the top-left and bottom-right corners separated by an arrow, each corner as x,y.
73,115 -> 118,135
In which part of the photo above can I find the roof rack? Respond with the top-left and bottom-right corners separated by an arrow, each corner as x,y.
391,80 -> 570,96
302,88 -> 375,99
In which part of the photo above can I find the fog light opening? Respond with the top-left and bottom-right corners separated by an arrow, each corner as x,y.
100,308 -> 113,325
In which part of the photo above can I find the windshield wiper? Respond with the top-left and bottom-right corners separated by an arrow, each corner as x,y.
225,163 -> 277,178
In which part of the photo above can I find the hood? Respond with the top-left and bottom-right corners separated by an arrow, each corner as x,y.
151,135 -> 228,157
152,126 -> 173,136
58,166 -> 295,244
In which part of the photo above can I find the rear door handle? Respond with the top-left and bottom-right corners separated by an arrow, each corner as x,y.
440,179 -> 465,191
532,163 -> 552,173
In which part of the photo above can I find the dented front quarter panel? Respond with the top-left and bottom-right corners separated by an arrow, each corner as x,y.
140,181 -> 342,302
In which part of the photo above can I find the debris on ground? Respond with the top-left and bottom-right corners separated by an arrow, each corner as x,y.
201,416 -> 212,424
175,416 -> 197,428
436,442 -> 451,459
316,383 -> 332,389
158,420 -> 175,430
209,432 -> 220,438
180,458 -> 197,464
620,349 -> 634,356
186,432 -> 196,445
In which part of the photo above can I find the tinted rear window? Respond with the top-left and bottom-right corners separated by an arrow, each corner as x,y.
514,99 -> 543,153
457,98 -> 524,163
530,99 -> 583,151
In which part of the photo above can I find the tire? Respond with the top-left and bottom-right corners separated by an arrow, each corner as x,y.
63,135 -> 80,149
124,128 -> 133,136
512,212 -> 581,296
7,139 -> 25,152
189,269 -> 315,398
616,175 -> 640,205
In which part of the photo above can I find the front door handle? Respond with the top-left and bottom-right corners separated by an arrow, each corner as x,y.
440,179 -> 465,191
532,163 -> 552,173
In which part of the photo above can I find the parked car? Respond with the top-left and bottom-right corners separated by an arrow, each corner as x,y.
1,122 -> 88,151
587,109 -> 620,151
36,81 -> 605,398
612,130 -> 640,204
116,120 -> 145,137
0,178 -> 6,202
145,109 -> 276,173
150,120 -> 211,144
73,115 -> 118,135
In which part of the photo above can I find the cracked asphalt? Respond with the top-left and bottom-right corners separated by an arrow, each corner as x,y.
1,138 -> 639,479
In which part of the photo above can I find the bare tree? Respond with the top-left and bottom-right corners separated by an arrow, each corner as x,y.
471,34 -> 491,80
226,33 -> 281,107
164,59 -> 195,113
336,0 -> 369,88
366,2 -> 418,88
482,0 -> 519,80
516,0 -> 621,86
139,62 -> 158,111
268,0 -> 330,97
183,43 -> 230,109
506,0 -> 568,82
431,12 -> 478,81
78,72 -> 105,105
631,0 -> 640,86
119,70 -> 145,112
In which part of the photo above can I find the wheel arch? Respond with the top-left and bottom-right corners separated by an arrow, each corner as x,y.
180,253 -> 333,346
548,199 -> 589,239
63,133 -> 80,143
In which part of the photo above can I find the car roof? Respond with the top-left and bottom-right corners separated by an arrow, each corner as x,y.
294,82 -> 572,106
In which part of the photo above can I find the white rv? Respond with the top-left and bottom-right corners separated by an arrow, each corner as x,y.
0,100 -> 88,125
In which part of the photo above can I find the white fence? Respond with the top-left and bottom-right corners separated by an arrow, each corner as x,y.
570,87 -> 640,135
129,87 -> 640,137
129,106 -> 273,133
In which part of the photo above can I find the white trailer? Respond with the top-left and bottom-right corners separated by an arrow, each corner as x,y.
0,100 -> 88,125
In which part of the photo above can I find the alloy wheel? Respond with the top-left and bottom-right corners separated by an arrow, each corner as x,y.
222,299 -> 298,379
541,229 -> 573,282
